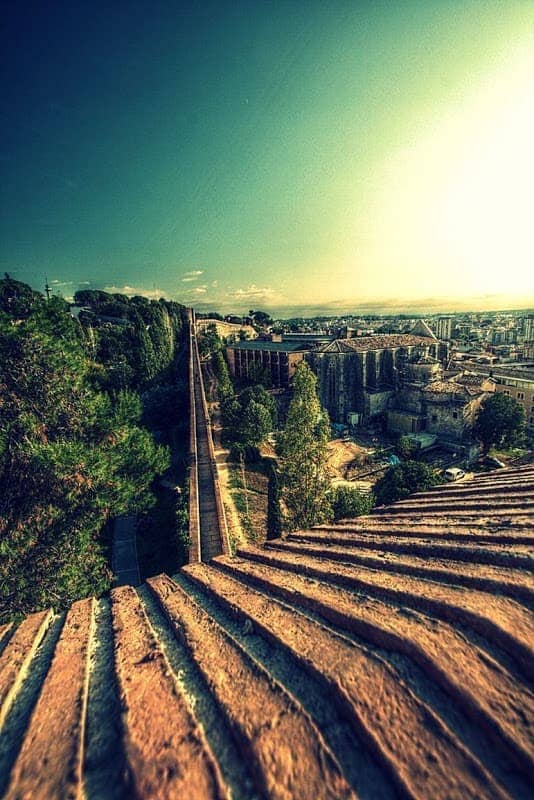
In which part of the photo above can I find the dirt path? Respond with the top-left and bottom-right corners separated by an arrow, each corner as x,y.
209,404 -> 246,550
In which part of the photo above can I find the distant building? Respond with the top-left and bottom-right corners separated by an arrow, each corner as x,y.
226,340 -> 308,387
197,318 -> 257,343
307,332 -> 448,424
524,314 -> 534,343
388,367 -> 495,454
452,364 -> 534,432
435,317 -> 453,341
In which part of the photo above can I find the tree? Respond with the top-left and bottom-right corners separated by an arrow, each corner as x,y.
277,362 -> 332,529
473,393 -> 526,453
266,462 -> 282,539
0,283 -> 169,623
212,350 -> 233,400
241,400 -> 272,447
198,324 -> 222,357
396,435 -> 416,460
329,485 -> 373,521
373,461 -> 440,506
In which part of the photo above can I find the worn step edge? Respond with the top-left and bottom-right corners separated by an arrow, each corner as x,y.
5,599 -> 95,800
0,609 -> 54,732
110,584 -> 229,800
212,556 -> 534,779
147,574 -> 355,800
283,536 -> 534,602
184,564 -> 510,800
239,547 -> 534,680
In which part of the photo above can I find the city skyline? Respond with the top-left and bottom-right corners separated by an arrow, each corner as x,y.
2,1 -> 534,313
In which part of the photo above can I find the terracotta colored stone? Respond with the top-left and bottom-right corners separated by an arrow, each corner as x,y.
6,599 -> 94,800
148,574 -> 355,800
0,609 -> 53,730
185,563 -> 510,800
214,554 -> 534,777
110,584 -> 228,800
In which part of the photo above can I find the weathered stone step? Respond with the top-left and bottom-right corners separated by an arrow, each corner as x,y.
422,471 -> 534,492
211,555 -> 534,779
239,547 -> 534,678
184,563 -> 509,800
412,482 -> 534,500
110,585 -> 228,800
285,533 -> 534,601
374,498 -> 534,515
389,489 -> 534,508
0,609 -> 53,731
148,574 -> 354,800
272,536 -> 534,571
311,522 -> 534,545
351,506 -> 532,533
5,599 -> 94,800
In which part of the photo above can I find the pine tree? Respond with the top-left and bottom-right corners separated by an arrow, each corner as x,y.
266,462 -> 282,539
277,362 -> 332,529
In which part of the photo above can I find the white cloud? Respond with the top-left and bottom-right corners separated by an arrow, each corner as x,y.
182,269 -> 204,282
229,285 -> 276,299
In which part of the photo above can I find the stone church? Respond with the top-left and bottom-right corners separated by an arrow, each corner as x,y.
307,323 -> 448,425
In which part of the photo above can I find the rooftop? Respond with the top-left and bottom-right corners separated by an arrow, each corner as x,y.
317,334 -> 436,353
227,340 -> 309,353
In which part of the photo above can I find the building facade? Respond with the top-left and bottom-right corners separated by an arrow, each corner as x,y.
435,316 -> 453,341
226,340 -> 308,388
306,334 -> 449,424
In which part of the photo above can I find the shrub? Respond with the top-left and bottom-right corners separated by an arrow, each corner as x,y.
329,485 -> 374,521
373,460 -> 440,506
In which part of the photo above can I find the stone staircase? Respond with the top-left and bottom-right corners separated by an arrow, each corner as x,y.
0,465 -> 532,799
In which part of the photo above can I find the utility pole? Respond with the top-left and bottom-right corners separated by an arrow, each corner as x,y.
44,276 -> 51,301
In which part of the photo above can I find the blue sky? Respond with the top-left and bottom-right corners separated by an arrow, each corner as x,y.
2,1 -> 533,313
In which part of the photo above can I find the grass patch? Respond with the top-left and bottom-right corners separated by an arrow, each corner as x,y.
228,459 -> 269,544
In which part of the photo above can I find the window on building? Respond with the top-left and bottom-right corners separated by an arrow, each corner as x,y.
503,389 -> 510,395
517,392 -> 524,400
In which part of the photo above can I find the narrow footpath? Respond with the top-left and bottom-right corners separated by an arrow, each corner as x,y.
112,514 -> 141,586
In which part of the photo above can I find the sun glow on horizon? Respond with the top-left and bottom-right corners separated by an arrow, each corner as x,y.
341,43 -> 534,306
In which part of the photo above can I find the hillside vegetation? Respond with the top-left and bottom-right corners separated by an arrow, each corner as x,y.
0,277 -> 186,622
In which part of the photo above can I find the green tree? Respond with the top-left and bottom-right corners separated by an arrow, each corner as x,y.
329,485 -> 373,521
373,461 -> 440,506
473,393 -> 526,453
241,400 -> 272,447
396,435 -> 416,460
0,285 -> 169,623
212,350 -> 233,400
266,462 -> 283,539
198,323 -> 222,357
277,362 -> 332,529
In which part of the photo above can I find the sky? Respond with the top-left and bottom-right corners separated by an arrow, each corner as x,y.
1,1 -> 534,315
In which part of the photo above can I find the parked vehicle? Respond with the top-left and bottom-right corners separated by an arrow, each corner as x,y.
443,467 -> 466,482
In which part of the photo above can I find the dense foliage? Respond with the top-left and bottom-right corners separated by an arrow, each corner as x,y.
221,384 -> 276,451
277,363 -> 332,529
266,462 -> 283,539
328,485 -> 374,521
473,393 -> 526,453
373,460 -> 440,506
0,279 -> 183,622
74,289 -> 187,391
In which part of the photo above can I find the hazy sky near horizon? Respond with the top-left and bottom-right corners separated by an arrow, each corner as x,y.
2,1 -> 533,313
